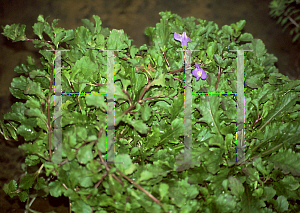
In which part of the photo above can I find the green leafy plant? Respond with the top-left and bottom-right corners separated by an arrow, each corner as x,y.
1,11 -> 300,212
269,0 -> 300,42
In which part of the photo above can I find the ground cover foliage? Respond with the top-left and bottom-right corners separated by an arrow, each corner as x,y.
1,11 -> 300,212
269,0 -> 300,43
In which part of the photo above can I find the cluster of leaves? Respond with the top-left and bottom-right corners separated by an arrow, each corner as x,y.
1,11 -> 300,213
269,0 -> 300,42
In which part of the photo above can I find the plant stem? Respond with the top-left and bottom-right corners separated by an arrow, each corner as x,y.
107,164 -> 164,207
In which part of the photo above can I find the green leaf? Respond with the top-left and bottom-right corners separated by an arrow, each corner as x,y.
253,157 -> 268,176
220,123 -> 236,135
206,42 -> 217,60
115,154 -> 136,175
78,168 -> 93,188
268,152 -> 300,176
19,140 -> 47,157
196,95 -> 222,135
43,22 -> 54,40
259,92 -> 298,130
53,31 -> 65,47
280,175 -> 300,191
73,26 -> 92,50
292,33 -> 300,43
17,123 -> 39,141
155,17 -> 171,51
235,20 -> 246,31
93,33 -> 105,49
130,147 -> 139,156
62,111 -> 88,128
245,73 -> 265,89
139,170 -> 153,182
29,69 -> 47,79
85,93 -> 107,111
107,29 -> 127,50
60,29 -> 75,42
4,103 -> 27,123
203,148 -> 223,174
37,14 -> 45,22
213,54 -> 224,66
32,22 -> 44,40
145,26 -> 155,43
18,191 -> 28,202
160,118 -> 184,144
115,108 -> 124,126
130,46 -> 139,59
77,143 -> 94,164
64,188 -> 80,201
240,184 -> 265,213
170,94 -> 184,120
10,76 -> 30,100
0,121 -> 18,141
87,135 -> 97,142
52,19 -> 60,29
25,155 -> 40,166
150,73 -> 166,87
49,180 -> 65,197
97,133 -> 107,153
1,23 -> 27,41
169,178 -> 199,208
114,82 -> 128,103
263,186 -> 276,202
159,183 -> 169,200
3,180 -> 17,194
238,33 -> 253,42
208,134 -> 225,148
124,115 -> 148,134
228,176 -> 244,197
145,127 -> 160,149
252,39 -> 267,58
222,25 -> 233,36
250,84 -> 274,110
81,18 -> 95,33
107,174 -> 122,197
71,199 -> 93,213
141,103 -> 151,122
25,107 -> 47,121
215,193 -> 237,213
70,56 -> 98,87
39,49 -> 54,63
275,195 -> 289,212
35,177 -> 47,190
93,15 -> 102,34
120,77 -> 131,91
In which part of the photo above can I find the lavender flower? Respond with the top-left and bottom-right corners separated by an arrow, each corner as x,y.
174,32 -> 191,49
192,63 -> 207,80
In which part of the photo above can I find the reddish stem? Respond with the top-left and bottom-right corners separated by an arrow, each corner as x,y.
252,116 -> 262,128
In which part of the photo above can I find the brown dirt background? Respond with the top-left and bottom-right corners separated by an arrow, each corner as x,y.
0,0 -> 300,212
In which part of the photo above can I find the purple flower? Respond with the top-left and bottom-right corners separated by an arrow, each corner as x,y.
174,32 -> 191,49
192,63 -> 207,80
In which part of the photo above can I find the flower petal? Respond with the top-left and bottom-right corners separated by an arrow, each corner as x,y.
181,32 -> 191,48
201,70 -> 207,80
174,32 -> 182,42
183,32 -> 191,43
192,64 -> 207,80
174,32 -> 191,48
192,68 -> 198,78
